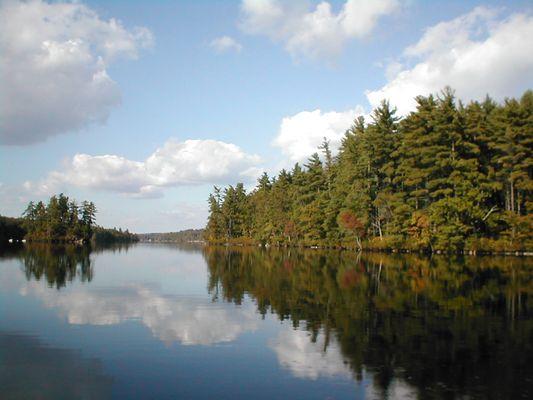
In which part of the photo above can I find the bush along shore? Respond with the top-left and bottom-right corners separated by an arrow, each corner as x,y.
205,88 -> 532,255
1,194 -> 138,245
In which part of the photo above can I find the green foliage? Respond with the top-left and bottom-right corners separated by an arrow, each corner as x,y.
205,89 -> 533,253
16,194 -> 137,245
92,226 -> 138,245
21,194 -> 96,243
138,229 -> 204,243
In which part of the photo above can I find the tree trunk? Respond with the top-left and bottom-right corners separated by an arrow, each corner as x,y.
355,237 -> 362,252
505,183 -> 511,211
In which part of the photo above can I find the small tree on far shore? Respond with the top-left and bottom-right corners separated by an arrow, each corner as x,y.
338,210 -> 366,251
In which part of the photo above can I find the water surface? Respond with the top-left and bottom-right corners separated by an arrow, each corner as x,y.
1,244 -> 531,399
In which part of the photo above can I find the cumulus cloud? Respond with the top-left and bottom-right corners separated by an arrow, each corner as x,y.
25,139 -> 262,198
18,281 -> 258,345
240,0 -> 399,60
366,7 -> 533,115
272,106 -> 365,163
210,35 -> 243,53
0,0 -> 153,145
270,327 -> 352,380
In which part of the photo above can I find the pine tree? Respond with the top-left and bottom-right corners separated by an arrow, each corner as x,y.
81,201 -> 97,240
205,89 -> 532,252
205,187 -> 224,241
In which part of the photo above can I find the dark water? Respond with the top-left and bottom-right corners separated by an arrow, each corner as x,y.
0,244 -> 531,399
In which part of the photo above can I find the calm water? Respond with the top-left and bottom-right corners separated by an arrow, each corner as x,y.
0,244 -> 531,399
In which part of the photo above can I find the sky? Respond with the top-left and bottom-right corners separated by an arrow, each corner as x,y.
1,0 -> 532,233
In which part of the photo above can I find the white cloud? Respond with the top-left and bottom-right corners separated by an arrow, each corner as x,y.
270,327 -> 352,380
210,35 -> 243,53
0,0 -> 153,145
272,106 -> 365,163
240,0 -> 399,60
25,139 -> 262,198
366,7 -> 533,115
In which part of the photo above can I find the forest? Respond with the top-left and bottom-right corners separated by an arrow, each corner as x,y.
205,89 -> 532,253
9,193 -> 139,244
137,229 -> 205,243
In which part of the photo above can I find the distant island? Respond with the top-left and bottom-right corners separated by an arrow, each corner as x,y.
137,229 -> 204,243
205,88 -> 532,254
0,193 -> 138,245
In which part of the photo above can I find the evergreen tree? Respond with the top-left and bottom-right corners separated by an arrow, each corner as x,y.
205,89 -> 532,253
20,196 -> 102,243
205,187 -> 224,241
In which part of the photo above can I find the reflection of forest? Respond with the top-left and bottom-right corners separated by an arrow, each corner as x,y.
14,243 -> 133,289
19,245 -> 94,289
204,247 -> 533,399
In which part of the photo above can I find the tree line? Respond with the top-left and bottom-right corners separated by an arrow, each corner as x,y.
137,229 -> 205,243
205,88 -> 532,252
11,193 -> 138,244
92,226 -> 139,245
22,194 -> 96,242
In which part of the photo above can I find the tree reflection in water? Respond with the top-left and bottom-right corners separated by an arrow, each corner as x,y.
20,245 -> 93,289
204,247 -> 533,399
16,243 -> 133,289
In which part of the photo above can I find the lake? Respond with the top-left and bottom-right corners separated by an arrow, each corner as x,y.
0,243 -> 531,399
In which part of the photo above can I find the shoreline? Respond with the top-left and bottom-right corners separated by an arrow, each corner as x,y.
5,239 -> 532,257
139,240 -> 533,257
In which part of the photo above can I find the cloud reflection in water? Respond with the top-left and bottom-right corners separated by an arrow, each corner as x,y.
270,327 -> 352,380
20,281 -> 259,346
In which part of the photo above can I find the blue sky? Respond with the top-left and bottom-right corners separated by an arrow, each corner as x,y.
1,0 -> 532,232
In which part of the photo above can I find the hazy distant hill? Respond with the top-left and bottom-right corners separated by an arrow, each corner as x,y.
138,229 -> 204,243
